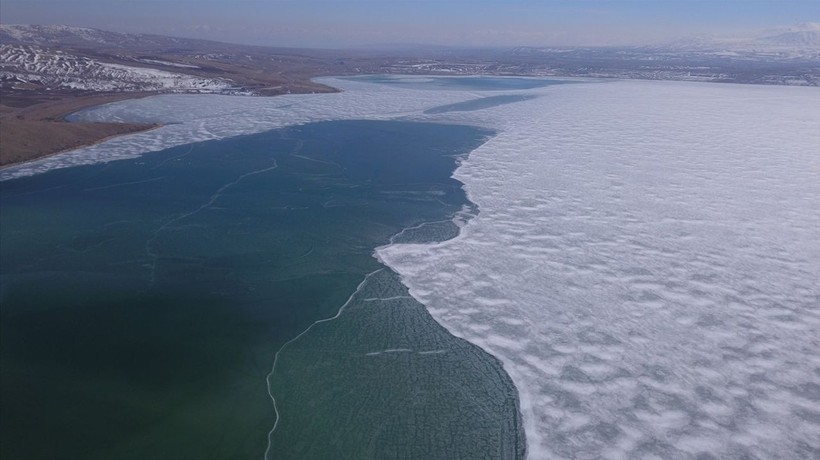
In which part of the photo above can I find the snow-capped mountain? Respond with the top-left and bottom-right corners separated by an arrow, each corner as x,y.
661,23 -> 820,59
756,23 -> 820,48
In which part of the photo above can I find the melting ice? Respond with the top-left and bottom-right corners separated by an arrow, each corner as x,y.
5,76 -> 819,459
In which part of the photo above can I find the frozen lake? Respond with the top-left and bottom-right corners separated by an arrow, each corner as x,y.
3,75 -> 818,459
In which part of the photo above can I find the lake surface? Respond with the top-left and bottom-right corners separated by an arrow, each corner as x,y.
0,120 -> 524,459
5,75 -> 814,459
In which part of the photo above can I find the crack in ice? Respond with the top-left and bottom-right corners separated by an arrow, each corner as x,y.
144,160 -> 278,285
264,268 -> 384,460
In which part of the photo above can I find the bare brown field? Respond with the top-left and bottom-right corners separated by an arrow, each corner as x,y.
0,93 -> 162,167
0,118 -> 158,167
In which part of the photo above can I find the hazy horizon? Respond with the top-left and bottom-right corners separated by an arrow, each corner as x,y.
1,0 -> 818,49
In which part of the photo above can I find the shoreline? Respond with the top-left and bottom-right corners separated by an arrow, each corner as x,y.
0,82 -> 340,170
0,122 -> 163,172
0,92 -> 162,168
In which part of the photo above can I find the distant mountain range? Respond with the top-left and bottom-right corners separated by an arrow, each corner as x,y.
4,22 -> 817,54
1,24 -> 172,49
1,23 -> 818,96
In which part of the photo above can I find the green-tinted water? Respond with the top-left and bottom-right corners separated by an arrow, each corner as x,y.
1,120 -> 523,459
268,268 -> 524,459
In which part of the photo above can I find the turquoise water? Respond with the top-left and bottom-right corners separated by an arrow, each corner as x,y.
1,120 -> 523,459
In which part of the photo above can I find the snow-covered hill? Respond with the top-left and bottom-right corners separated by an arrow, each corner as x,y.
0,44 -> 233,92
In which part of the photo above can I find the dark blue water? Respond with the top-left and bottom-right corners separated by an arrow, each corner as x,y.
424,94 -> 538,114
1,120 -> 523,459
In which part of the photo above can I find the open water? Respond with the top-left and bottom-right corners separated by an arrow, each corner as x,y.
0,119 -> 524,459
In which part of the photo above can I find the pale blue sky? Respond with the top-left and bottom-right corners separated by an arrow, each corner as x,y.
2,0 -> 818,47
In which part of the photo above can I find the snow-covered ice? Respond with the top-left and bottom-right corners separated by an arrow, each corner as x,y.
378,80 -> 820,459
3,76 -> 819,459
